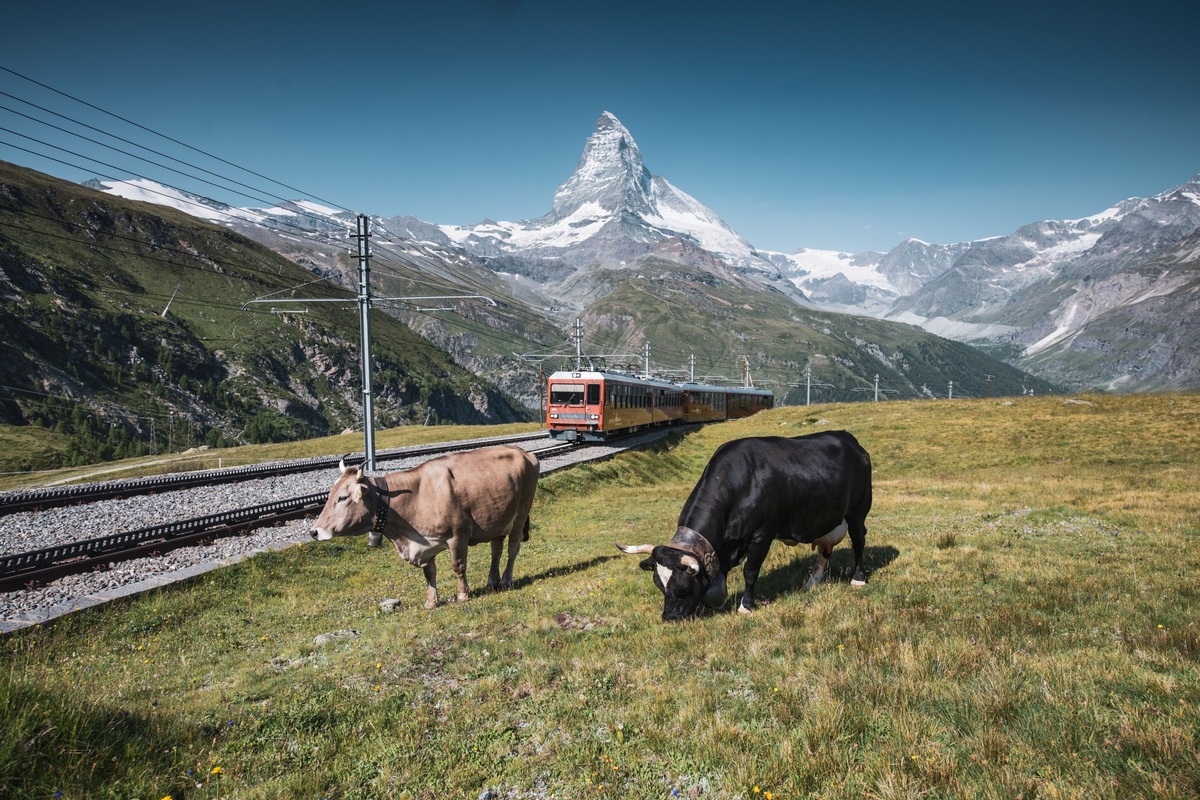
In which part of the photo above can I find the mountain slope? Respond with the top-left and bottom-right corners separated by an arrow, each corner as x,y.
0,161 -> 531,468
561,258 -> 1058,403
1015,229 -> 1200,391
881,175 -> 1200,389
80,114 -> 1064,399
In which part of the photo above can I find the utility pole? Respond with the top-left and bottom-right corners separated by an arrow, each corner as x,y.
985,374 -> 993,399
241,213 -> 496,472
803,364 -> 833,406
353,214 -> 377,470
948,380 -> 954,400
852,373 -> 897,402
643,342 -> 652,379
573,318 -> 584,370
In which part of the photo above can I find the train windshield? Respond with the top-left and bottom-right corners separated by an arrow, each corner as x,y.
550,383 -> 584,405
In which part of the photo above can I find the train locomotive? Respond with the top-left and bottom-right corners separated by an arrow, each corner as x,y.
545,369 -> 774,441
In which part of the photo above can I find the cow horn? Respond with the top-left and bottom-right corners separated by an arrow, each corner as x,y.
616,543 -> 656,555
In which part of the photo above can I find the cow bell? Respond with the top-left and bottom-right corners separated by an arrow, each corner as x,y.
702,571 -> 728,609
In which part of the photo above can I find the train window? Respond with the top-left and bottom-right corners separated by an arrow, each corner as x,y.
550,383 -> 584,405
586,384 -> 600,405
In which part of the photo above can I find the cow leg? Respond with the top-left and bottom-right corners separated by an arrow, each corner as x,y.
498,516 -> 527,590
487,538 -> 504,592
738,539 -> 774,614
849,516 -> 868,587
450,542 -> 471,603
804,546 -> 834,590
422,562 -> 439,610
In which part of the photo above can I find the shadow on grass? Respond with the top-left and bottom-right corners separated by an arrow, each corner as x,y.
507,553 -> 619,592
0,682 -> 192,798
753,543 -> 901,603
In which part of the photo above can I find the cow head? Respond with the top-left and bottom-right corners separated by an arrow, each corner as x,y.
616,542 -> 727,622
311,460 -> 376,541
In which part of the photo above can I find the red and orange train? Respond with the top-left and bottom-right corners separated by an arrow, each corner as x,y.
545,369 -> 774,442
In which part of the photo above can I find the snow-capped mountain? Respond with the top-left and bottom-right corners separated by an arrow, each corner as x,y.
79,113 -> 1200,391
82,177 -> 358,235
886,177 -> 1200,328
434,112 -> 775,276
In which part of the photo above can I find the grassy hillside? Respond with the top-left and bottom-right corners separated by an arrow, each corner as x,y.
571,259 -> 1060,401
0,161 -> 534,469
2,394 -> 1197,798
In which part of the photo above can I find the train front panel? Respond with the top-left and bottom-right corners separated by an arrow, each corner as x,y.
546,371 -> 605,441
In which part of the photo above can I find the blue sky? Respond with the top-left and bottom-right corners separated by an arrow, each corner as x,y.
3,0 -> 1198,254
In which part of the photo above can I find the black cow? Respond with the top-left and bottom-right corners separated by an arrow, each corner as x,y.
618,430 -> 872,621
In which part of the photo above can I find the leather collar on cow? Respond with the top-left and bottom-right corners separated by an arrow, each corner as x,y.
669,526 -> 720,581
367,476 -> 389,533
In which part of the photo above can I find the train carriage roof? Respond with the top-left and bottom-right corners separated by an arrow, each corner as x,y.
546,370 -> 680,390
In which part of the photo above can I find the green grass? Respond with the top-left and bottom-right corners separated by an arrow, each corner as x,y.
3,394 -> 1199,798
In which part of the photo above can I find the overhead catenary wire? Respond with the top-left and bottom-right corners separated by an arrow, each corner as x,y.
0,130 -> 358,247
0,65 -> 354,214
1,70 -> 559,337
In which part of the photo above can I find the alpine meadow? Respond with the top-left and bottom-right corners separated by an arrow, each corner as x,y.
2,393 -> 1197,799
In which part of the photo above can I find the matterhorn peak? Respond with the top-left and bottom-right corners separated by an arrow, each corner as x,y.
550,111 -> 654,220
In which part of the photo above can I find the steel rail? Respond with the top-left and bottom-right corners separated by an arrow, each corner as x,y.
0,493 -> 328,592
0,431 -> 549,517
0,440 -> 580,592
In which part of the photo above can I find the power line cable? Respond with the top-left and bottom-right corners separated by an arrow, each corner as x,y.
0,129 -> 359,249
0,65 -> 353,214
0,89 -> 348,228
1,73 -> 544,326
0,98 -> 345,226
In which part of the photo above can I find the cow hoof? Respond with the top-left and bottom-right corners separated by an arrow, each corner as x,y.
737,604 -> 753,614
851,579 -> 867,587
456,593 -> 470,603
423,600 -> 437,611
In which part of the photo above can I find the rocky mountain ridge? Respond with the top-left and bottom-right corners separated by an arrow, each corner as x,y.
85,112 -> 1200,391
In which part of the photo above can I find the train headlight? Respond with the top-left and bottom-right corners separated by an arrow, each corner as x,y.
589,414 -> 599,420
549,413 -> 559,419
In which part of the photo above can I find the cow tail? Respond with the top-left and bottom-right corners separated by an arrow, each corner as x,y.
522,515 -> 531,542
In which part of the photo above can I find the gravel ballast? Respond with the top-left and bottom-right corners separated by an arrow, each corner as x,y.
0,432 -> 666,633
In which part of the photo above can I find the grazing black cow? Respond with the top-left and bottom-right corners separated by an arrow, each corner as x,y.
618,430 -> 872,621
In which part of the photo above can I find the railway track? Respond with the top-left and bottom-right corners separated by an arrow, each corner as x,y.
0,436 -> 584,594
0,431 -> 551,517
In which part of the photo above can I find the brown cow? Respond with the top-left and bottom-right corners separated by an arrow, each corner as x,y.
310,445 -> 539,609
